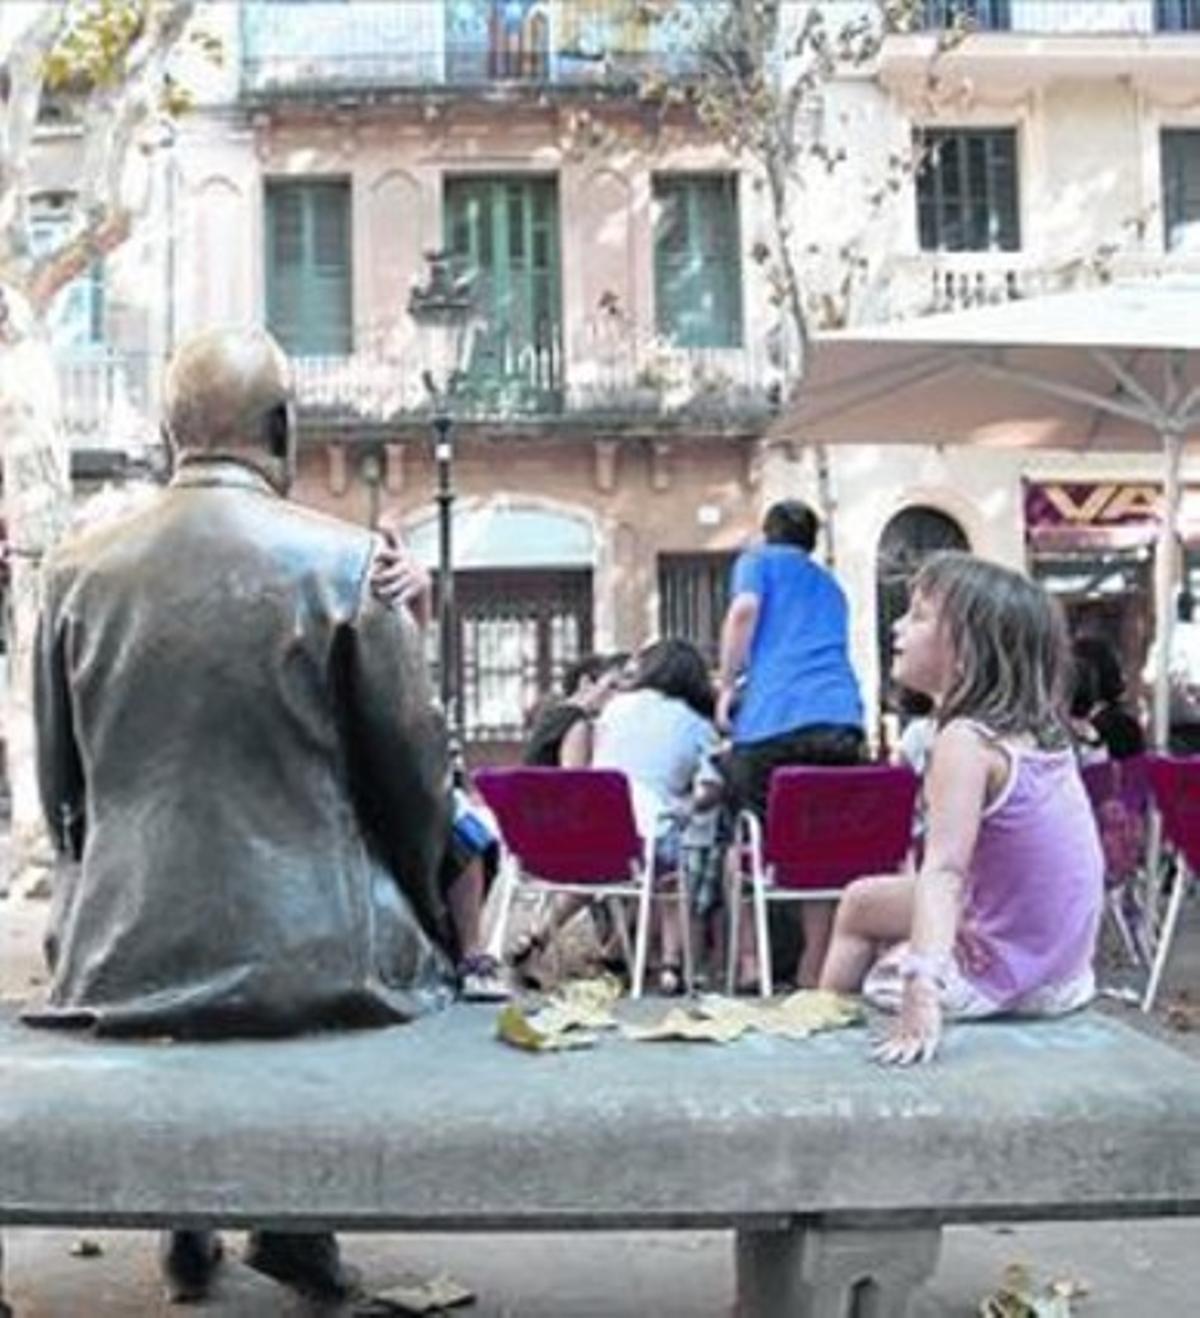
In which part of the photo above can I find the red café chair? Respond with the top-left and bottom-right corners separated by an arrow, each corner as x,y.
1079,755 -> 1153,968
729,764 -> 920,998
475,767 -> 689,1000
1142,755 -> 1200,1012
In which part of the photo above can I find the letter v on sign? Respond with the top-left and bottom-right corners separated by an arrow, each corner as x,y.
1041,485 -> 1119,524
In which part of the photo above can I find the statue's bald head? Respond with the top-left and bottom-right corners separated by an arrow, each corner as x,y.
163,327 -> 295,491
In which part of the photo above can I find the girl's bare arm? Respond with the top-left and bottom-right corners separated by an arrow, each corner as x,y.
876,720 -> 998,1065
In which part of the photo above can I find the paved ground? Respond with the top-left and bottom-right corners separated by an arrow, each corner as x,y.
5,883 -> 1200,1316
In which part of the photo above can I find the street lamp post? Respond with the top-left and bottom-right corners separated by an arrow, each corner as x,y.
408,250 -> 476,782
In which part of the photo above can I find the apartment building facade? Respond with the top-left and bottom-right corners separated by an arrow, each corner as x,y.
763,0 -> 1200,728
35,0 -> 1200,750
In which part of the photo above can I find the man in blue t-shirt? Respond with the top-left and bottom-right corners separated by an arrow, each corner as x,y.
716,499 -> 865,987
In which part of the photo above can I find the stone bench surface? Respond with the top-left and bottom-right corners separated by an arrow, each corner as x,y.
3,1005 -> 1200,1231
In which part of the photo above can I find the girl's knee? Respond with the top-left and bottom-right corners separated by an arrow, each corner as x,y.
836,878 -> 873,922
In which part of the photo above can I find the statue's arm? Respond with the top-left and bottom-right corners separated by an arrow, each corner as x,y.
33,568 -> 86,859
339,587 -> 452,951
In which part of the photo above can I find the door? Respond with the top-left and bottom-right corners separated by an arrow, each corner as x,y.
444,176 -> 562,413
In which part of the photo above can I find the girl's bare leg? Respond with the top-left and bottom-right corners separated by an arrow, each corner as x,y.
818,873 -> 916,993
448,858 -> 485,956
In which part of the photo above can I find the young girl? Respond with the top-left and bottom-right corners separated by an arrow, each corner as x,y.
819,553 -> 1103,1065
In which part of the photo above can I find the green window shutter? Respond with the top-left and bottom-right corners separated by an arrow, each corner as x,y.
266,180 -> 352,356
653,174 -> 742,349
444,175 -> 561,405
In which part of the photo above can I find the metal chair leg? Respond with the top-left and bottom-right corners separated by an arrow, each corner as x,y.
631,872 -> 654,1000
753,876 -> 773,998
1143,860 -> 1190,1013
1105,887 -> 1141,967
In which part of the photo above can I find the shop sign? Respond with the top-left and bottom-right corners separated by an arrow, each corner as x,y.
1025,481 -> 1200,550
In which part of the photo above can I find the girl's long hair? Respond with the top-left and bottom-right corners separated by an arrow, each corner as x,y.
913,552 -> 1071,750
631,638 -> 715,721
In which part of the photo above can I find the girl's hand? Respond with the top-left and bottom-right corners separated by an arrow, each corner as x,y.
873,977 -> 943,1066
370,537 -> 432,627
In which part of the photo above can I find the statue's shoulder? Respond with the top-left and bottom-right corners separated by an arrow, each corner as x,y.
45,492 -> 166,583
270,499 -> 375,573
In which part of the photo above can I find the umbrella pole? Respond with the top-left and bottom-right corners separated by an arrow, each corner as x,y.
1153,428 -> 1183,752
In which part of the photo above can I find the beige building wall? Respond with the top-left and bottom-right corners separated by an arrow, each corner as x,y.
35,2 -> 1200,734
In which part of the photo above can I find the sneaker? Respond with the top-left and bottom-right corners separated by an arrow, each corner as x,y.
458,952 -> 511,1002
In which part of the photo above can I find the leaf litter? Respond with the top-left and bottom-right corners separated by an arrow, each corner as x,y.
496,979 -> 861,1051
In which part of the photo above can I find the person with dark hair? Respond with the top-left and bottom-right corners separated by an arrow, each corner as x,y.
522,652 -> 625,767
502,652 -> 627,976
1070,636 -> 1145,762
593,638 -> 720,992
716,499 -> 865,989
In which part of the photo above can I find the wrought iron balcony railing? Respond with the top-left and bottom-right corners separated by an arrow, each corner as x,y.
865,249 -> 1200,324
281,320 -> 777,427
239,0 -> 727,98
911,0 -> 1200,34
56,349 -> 158,447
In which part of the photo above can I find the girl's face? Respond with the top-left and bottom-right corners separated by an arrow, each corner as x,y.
892,588 -> 956,699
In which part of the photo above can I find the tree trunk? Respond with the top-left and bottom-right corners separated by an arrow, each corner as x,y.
762,153 -> 838,567
0,288 -> 72,897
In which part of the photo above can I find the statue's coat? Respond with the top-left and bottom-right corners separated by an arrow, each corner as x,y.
27,462 -> 453,1037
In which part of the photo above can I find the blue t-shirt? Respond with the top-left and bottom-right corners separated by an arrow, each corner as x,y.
730,543 -> 863,745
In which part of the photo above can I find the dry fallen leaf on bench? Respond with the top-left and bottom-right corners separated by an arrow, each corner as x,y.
535,974 -> 623,1033
730,990 -> 864,1039
623,1004 -> 748,1044
355,1269 -> 475,1315
623,991 -> 862,1045
495,1002 -> 598,1052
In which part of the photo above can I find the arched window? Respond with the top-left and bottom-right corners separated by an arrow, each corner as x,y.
876,506 -> 970,693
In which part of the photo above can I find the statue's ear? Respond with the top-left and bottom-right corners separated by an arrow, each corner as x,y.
264,402 -> 292,462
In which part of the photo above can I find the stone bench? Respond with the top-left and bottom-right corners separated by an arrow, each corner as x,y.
3,1003 -> 1200,1316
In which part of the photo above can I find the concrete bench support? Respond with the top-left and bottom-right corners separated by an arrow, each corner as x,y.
736,1223 -> 941,1318
0,1233 -> 10,1318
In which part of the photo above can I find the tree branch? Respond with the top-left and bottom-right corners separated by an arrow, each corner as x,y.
0,6 -> 64,276
28,208 -> 131,311
29,0 -> 197,309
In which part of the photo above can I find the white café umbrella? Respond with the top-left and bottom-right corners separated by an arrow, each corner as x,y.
771,279 -> 1200,748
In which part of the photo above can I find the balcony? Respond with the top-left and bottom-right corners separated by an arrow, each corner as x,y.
283,320 -> 776,432
909,1 -> 1199,33
863,248 -> 1200,324
56,349 -> 158,449
881,0 -> 1200,93
239,0 -> 725,101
